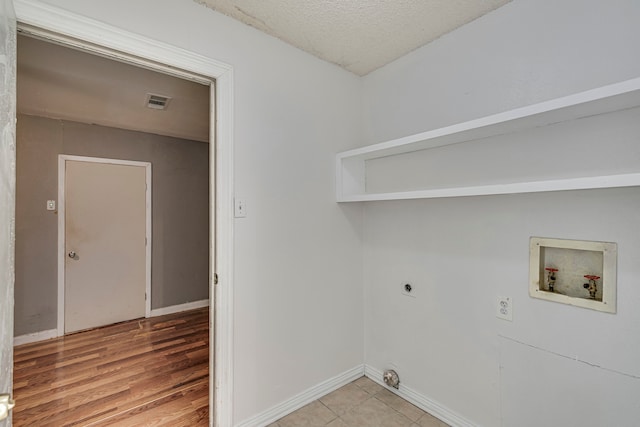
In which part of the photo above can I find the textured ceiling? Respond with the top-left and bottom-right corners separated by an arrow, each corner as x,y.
195,0 -> 511,75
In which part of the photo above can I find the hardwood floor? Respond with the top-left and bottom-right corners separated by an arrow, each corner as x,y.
13,308 -> 209,426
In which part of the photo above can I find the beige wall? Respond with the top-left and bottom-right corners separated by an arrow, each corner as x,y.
15,114 -> 209,336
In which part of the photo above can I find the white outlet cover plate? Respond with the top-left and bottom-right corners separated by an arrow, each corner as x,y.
496,296 -> 513,321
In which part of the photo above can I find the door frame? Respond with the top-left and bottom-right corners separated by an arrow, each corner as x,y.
14,1 -> 235,426
58,155 -> 152,334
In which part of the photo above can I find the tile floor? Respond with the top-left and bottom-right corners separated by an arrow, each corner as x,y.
269,376 -> 450,427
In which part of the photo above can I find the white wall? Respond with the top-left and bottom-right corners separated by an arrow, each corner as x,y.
362,1 -> 640,426
31,0 -> 364,424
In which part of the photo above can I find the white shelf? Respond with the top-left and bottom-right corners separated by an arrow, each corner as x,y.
336,77 -> 640,202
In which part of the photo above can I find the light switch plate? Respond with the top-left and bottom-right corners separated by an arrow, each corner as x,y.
234,199 -> 246,218
46,200 -> 56,211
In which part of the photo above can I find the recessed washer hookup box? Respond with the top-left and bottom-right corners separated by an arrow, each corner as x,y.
529,237 -> 617,313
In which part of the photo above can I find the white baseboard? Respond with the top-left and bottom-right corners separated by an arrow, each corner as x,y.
14,329 -> 59,346
236,364 -> 365,427
365,365 -> 477,427
149,299 -> 210,317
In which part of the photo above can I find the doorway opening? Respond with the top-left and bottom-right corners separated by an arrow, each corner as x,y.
15,31 -> 211,423
10,3 -> 235,423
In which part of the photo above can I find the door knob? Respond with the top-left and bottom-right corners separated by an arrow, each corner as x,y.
68,251 -> 77,258
0,394 -> 15,421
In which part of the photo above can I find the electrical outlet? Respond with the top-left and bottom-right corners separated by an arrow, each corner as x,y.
496,296 -> 513,321
400,282 -> 416,298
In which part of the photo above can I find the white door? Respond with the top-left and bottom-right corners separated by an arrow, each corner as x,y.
0,0 -> 16,424
63,158 -> 148,333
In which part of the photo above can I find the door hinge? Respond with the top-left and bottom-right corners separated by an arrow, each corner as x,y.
145,293 -> 147,301
214,273 -> 219,285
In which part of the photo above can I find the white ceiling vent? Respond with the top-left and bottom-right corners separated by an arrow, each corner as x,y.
145,93 -> 172,110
